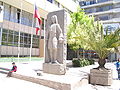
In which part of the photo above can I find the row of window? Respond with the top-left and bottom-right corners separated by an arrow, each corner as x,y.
0,2 -> 44,30
1,29 -> 40,48
47,0 -> 71,13
79,0 -> 112,6
85,5 -> 113,14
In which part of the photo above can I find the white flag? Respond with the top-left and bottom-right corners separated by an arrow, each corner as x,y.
0,5 -> 3,22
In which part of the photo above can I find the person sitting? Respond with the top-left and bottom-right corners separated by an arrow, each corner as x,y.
7,62 -> 17,77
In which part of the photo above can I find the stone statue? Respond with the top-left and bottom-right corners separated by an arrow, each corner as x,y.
47,15 -> 64,63
44,10 -> 67,75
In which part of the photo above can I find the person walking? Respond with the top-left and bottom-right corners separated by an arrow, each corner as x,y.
115,58 -> 120,80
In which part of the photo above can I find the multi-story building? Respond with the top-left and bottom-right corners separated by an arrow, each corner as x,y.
79,0 -> 120,60
0,0 -> 78,57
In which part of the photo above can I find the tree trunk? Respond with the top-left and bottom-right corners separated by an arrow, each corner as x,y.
83,49 -> 85,58
77,50 -> 80,59
98,59 -> 106,69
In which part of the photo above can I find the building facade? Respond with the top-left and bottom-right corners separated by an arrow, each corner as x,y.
0,0 -> 78,57
79,0 -> 120,60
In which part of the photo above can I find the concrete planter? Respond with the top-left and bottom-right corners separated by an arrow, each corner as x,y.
90,69 -> 113,86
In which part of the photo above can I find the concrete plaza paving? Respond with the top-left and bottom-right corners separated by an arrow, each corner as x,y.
0,60 -> 120,90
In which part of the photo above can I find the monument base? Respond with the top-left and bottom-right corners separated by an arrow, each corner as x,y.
90,69 -> 112,86
43,63 -> 66,75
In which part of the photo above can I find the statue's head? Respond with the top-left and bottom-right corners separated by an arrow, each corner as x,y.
51,15 -> 58,24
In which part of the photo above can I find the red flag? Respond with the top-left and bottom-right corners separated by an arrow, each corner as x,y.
34,4 -> 42,35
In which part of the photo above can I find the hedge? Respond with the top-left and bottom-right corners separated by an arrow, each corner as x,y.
72,58 -> 94,67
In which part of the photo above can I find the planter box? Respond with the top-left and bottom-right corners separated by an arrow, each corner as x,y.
90,69 -> 112,86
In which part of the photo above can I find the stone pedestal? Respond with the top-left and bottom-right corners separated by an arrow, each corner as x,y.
43,63 -> 66,75
90,69 -> 112,86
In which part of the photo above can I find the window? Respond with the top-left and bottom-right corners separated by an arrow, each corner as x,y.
14,31 -> 19,46
24,33 -> 28,47
28,34 -> 31,47
4,3 -> 11,20
1,29 -> 39,48
79,1 -> 86,6
8,30 -> 14,46
32,35 -> 39,48
41,18 -> 44,30
10,6 -> 17,22
98,15 -> 109,20
23,33 -> 31,48
98,0 -> 109,3
96,5 -> 113,12
85,8 -> 95,13
47,0 -> 53,3
20,33 -> 24,47
54,0 -> 60,7
4,4 -> 44,28
2,29 -> 8,45
17,9 -> 21,23
28,13 -> 33,26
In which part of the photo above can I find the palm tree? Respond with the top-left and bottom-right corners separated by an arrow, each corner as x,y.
77,22 -> 120,69
67,8 -> 120,69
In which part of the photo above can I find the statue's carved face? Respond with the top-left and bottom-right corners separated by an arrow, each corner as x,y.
51,15 -> 58,24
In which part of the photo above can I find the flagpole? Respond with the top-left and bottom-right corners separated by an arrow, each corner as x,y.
18,0 -> 23,62
29,3 -> 35,62
43,19 -> 46,58
39,23 -> 42,57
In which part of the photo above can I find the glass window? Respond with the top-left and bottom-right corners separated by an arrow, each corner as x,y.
10,6 -> 17,22
2,33 -> 7,42
4,3 -> 10,20
14,31 -> 19,46
17,9 -> 21,23
98,0 -> 109,3
28,13 -> 33,26
8,30 -> 14,46
2,29 -> 8,33
14,31 -> 19,35
14,35 -> 18,43
47,0 -> 53,3
20,33 -> 24,47
99,15 -> 109,20
32,35 -> 39,48
54,0 -> 60,7
20,36 -> 23,43
21,10 -> 26,25
96,5 -> 113,12
41,18 -> 44,30
2,29 -> 8,45
24,33 -> 30,47
85,8 -> 95,13
9,30 -> 14,34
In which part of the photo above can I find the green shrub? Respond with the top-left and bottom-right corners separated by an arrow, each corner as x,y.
88,59 -> 95,65
72,60 -> 81,67
72,58 -> 95,67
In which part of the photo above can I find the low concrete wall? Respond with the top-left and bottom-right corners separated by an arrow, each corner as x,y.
11,73 -> 88,90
